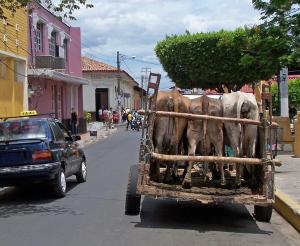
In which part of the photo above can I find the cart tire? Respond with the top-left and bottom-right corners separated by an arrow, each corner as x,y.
254,205 -> 272,222
125,164 -> 141,215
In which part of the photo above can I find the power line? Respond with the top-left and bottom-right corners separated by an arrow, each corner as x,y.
122,60 -> 139,80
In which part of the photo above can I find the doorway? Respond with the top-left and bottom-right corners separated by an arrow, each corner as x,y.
95,88 -> 108,121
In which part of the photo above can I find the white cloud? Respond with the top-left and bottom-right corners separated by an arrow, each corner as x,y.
71,0 -> 261,89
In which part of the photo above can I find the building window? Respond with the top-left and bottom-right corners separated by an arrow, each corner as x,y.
63,39 -> 68,62
49,31 -> 56,57
34,23 -> 43,51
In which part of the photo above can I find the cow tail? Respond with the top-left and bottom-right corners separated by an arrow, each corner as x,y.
236,95 -> 244,156
203,119 -> 207,154
166,97 -> 175,150
174,97 -> 180,155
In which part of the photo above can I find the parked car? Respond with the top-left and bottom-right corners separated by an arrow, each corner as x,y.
0,116 -> 87,197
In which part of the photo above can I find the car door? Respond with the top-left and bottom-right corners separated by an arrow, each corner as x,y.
56,122 -> 81,174
49,121 -> 73,176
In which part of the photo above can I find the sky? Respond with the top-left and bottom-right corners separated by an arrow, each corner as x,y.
70,0 -> 262,90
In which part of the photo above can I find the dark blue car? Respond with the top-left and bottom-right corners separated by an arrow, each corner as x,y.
0,117 -> 87,197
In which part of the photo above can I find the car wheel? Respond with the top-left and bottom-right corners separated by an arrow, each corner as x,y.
76,159 -> 87,183
53,167 -> 67,198
254,205 -> 273,222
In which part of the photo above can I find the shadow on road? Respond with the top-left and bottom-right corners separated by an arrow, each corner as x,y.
134,197 -> 272,235
0,178 -> 79,218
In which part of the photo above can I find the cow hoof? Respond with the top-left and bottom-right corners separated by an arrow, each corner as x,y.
150,175 -> 161,183
172,173 -> 180,182
182,180 -> 192,189
163,175 -> 173,184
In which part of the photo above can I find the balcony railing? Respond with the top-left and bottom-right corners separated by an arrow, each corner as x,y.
35,56 -> 65,70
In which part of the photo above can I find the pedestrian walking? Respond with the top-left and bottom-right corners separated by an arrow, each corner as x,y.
71,108 -> 78,135
108,107 -> 113,129
126,112 -> 133,130
98,108 -> 103,122
122,110 -> 128,123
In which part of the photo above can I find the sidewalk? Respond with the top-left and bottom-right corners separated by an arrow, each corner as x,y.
275,154 -> 300,204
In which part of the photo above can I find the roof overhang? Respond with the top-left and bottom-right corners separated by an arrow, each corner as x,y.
28,69 -> 89,85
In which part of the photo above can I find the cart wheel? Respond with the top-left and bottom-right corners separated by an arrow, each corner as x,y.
125,164 -> 141,215
254,205 -> 273,222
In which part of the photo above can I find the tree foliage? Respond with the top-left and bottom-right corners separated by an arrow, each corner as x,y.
253,0 -> 300,63
271,78 -> 300,115
155,27 -> 290,91
0,0 -> 93,20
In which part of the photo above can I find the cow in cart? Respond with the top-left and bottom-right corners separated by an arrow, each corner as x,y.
125,73 -> 281,222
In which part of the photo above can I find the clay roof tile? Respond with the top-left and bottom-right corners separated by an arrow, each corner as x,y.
81,56 -> 118,72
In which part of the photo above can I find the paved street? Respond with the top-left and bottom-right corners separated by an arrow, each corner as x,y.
0,130 -> 299,246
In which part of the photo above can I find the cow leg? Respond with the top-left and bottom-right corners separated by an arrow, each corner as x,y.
229,141 -> 241,187
211,134 -> 225,186
245,135 -> 257,186
182,138 -> 197,188
182,135 -> 189,180
217,154 -> 226,186
164,163 -> 173,183
150,146 -> 162,182
172,161 -> 182,181
203,162 -> 209,183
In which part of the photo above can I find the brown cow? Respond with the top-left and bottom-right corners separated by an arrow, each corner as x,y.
150,90 -> 191,182
182,95 -> 224,188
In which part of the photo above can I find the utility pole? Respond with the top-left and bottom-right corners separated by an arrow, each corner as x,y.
140,75 -> 144,109
117,51 -> 120,95
116,51 -> 121,123
280,67 -> 289,117
141,67 -> 151,110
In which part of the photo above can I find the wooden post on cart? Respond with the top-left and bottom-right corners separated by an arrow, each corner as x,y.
260,83 -> 275,200
139,73 -> 161,162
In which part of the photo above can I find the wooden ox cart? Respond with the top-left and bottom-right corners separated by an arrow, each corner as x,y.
125,73 -> 281,222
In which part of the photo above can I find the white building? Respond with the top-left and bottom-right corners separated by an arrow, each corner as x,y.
81,57 -> 138,120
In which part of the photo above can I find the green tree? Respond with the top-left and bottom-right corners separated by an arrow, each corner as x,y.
155,26 -> 290,91
252,0 -> 300,63
271,79 -> 300,115
0,0 -> 93,20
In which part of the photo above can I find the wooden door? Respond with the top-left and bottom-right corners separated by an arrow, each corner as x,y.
95,88 -> 108,121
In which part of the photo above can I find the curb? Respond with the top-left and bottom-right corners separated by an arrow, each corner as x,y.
274,189 -> 300,232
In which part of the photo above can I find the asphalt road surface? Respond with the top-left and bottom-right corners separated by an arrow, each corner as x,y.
0,129 -> 299,246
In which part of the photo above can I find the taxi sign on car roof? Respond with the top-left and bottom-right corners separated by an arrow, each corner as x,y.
20,110 -> 38,116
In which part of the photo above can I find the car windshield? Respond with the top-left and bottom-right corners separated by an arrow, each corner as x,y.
0,119 -> 47,141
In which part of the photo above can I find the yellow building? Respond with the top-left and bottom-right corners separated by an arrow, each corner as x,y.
0,8 -> 28,117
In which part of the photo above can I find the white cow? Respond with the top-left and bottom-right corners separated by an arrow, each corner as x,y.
222,91 -> 259,186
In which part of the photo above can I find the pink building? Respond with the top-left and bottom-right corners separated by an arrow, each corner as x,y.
27,2 -> 88,132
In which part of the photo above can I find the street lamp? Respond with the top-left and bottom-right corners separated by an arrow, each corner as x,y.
116,51 -> 136,122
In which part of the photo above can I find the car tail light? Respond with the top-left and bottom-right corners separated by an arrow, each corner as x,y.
32,150 -> 52,162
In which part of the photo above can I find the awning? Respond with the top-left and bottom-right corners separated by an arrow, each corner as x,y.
28,69 -> 89,85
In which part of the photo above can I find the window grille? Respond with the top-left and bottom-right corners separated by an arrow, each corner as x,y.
34,23 -> 43,51
49,31 -> 56,57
